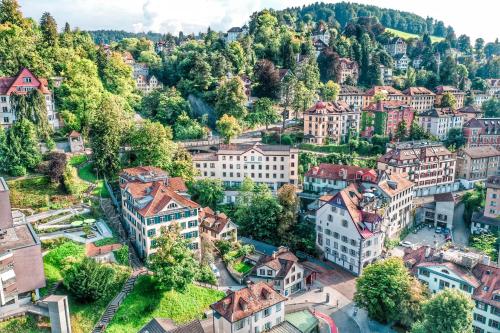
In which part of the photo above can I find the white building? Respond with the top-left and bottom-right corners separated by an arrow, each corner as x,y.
192,143 -> 299,192
338,85 -> 364,109
0,68 -> 59,128
379,65 -> 393,85
249,247 -> 305,297
394,54 -> 410,71
199,206 -> 237,242
210,282 -> 286,333
417,192 -> 455,230
404,247 -> 500,333
377,141 -> 457,197
384,37 -> 407,56
315,184 -> 385,275
418,108 -> 464,140
226,26 -> 248,43
402,87 -> 436,112
119,166 -> 201,258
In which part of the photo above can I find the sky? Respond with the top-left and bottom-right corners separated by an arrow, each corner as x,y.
19,0 -> 499,42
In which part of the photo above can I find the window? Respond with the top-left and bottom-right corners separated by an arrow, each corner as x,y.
260,269 -> 265,275
147,229 -> 156,237
263,308 -> 271,317
276,302 -> 281,312
488,319 -> 500,329
23,77 -> 32,83
0,96 -> 6,102
333,232 -> 339,239
473,313 -> 486,324
476,301 -> 487,311
267,270 -> 272,276
235,320 -> 244,330
342,220 -> 348,228
420,269 -> 430,277
264,322 -> 271,330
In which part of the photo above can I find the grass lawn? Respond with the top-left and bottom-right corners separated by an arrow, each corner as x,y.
0,314 -> 50,333
77,163 -> 110,198
233,261 -> 254,274
106,276 -> 224,333
385,28 -> 444,43
40,241 -> 130,333
69,155 -> 88,167
7,176 -> 80,211
94,235 -> 120,247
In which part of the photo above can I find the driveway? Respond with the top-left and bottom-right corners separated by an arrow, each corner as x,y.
214,257 -> 243,291
452,203 -> 469,246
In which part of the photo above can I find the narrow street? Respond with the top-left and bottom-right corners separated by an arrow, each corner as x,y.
214,257 -> 242,291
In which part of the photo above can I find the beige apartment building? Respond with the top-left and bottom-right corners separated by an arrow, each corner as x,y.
362,86 -> 406,108
119,166 -> 201,258
338,85 -> 364,108
402,87 -> 435,112
434,86 -> 465,109
192,143 -> 299,191
303,101 -> 360,144
377,141 -> 457,197
471,175 -> 500,235
456,146 -> 500,182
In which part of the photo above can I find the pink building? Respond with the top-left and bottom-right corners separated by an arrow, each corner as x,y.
361,100 -> 414,138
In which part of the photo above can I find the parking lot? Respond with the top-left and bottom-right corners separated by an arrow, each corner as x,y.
402,226 -> 449,248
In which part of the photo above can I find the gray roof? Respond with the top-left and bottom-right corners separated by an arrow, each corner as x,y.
239,237 -> 277,256
138,319 -> 204,333
265,321 -> 301,333
472,211 -> 500,227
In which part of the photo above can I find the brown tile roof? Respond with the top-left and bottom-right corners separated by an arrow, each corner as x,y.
305,163 -> 377,183
139,318 -> 204,333
68,130 -> 81,138
461,146 -> 500,159
120,166 -> 168,178
339,85 -> 364,95
434,85 -> 464,94
378,143 -> 452,163
210,282 -> 286,322
168,177 -> 188,192
254,248 -> 299,278
464,118 -> 500,130
472,264 -> 500,307
192,153 -> 218,161
304,101 -> 356,115
364,86 -> 403,96
457,105 -> 482,114
402,87 -> 434,96
419,108 -> 463,118
364,100 -> 411,112
124,181 -> 199,217
200,207 -> 231,234
377,173 -> 414,197
434,192 -> 454,202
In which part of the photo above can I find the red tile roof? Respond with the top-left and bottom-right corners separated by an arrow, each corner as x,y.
254,247 -> 299,278
210,282 -> 286,322
0,68 -> 50,95
305,163 -> 377,183
200,207 -> 231,234
402,87 -> 434,96
304,100 -> 355,114
364,86 -> 403,96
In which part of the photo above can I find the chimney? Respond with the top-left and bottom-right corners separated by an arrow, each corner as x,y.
439,252 -> 444,263
425,247 -> 431,258
482,255 -> 491,266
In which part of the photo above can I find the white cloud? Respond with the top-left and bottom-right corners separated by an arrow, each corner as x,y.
19,0 -> 499,41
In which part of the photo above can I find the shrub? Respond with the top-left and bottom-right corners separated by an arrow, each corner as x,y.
214,240 -> 232,256
63,257 -> 117,303
196,264 -> 217,285
113,245 -> 129,266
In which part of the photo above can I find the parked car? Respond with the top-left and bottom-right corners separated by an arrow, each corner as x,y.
210,263 -> 220,278
443,228 -> 450,235
399,241 -> 413,248
435,227 -> 442,234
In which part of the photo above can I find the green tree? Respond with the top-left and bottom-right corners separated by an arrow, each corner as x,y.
409,120 -> 430,141
277,184 -> 299,240
147,224 -> 198,291
469,233 -> 499,262
320,80 -> 340,102
444,127 -> 466,149
100,52 -> 135,99
63,257 -> 117,303
0,0 -> 24,26
292,81 -> 314,120
395,120 -> 407,141
411,289 -> 474,333
215,77 -> 247,119
188,178 -> 225,210
137,50 -> 161,66
140,88 -> 190,125
482,98 -> 500,117
129,120 -> 175,171
0,119 -> 41,176
440,92 -> 457,109
90,94 -> 129,176
173,112 -> 206,140
169,147 -> 198,182
227,41 -> 246,74
40,12 -> 58,47
440,55 -> 458,86
253,59 -> 281,99
280,72 -> 297,128
252,97 -> 279,130
354,258 -> 418,324
216,114 -> 242,143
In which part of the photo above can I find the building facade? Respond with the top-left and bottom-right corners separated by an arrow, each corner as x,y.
434,86 -> 465,109
0,178 -> 45,314
418,108 -> 464,140
384,37 -> 407,56
456,146 -> 500,182
377,141 -> 457,197
402,87 -> 436,112
338,85 -> 364,109
303,101 -> 360,144
394,54 -> 410,71
0,68 -> 59,128
379,65 -> 393,85
362,86 -> 406,108
337,58 -> 359,84
315,184 -> 385,275
199,207 -> 237,242
361,100 -> 414,138
418,192 -> 455,230
463,118 -> 500,149
192,143 -> 299,191
457,105 -> 483,122
211,282 -> 286,333
404,247 -> 500,333
249,247 -> 305,297
471,176 -> 500,235
119,166 -> 201,258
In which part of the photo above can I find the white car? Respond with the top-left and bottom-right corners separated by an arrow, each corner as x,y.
210,263 -> 220,278
399,241 -> 413,248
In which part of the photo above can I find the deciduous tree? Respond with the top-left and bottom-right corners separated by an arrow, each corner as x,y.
216,114 -> 242,143
188,179 -> 225,210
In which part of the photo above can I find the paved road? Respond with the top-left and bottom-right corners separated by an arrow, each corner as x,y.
214,257 -> 242,291
452,202 -> 469,246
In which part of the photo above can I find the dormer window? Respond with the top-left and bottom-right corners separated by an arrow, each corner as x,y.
23,77 -> 32,83
167,202 -> 177,209
492,294 -> 500,302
